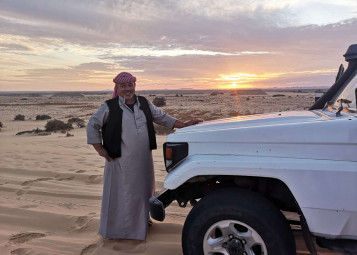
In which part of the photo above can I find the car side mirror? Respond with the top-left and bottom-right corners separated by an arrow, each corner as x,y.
335,64 -> 344,82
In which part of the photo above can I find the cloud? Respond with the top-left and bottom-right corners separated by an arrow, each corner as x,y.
0,0 -> 356,90
0,43 -> 32,51
0,0 -> 355,48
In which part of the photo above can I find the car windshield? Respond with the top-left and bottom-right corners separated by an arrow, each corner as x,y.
331,70 -> 357,113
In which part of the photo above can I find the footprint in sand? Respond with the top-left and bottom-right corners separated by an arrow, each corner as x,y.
112,240 -> 147,253
69,216 -> 93,232
10,248 -> 32,255
86,175 -> 102,184
80,241 -> 103,255
19,204 -> 38,209
58,202 -> 75,209
56,176 -> 75,181
15,189 -> 26,196
9,232 -> 46,244
21,178 -> 53,186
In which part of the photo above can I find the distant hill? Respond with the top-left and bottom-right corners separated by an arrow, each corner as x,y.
137,89 -> 267,95
50,92 -> 85,98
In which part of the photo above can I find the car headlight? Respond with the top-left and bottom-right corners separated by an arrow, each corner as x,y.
163,142 -> 188,172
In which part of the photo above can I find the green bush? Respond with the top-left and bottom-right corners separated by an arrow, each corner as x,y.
45,119 -> 73,132
36,114 -> 52,120
14,114 -> 25,121
153,97 -> 166,107
67,117 -> 85,128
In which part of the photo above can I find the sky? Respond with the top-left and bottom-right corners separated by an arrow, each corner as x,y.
0,0 -> 356,91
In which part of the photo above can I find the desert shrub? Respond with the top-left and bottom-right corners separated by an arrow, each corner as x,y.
36,114 -> 52,120
16,128 -> 50,136
153,97 -> 166,107
45,119 -> 73,132
67,117 -> 85,128
14,114 -> 25,121
246,97 -> 250,101
66,132 -> 74,137
154,123 -> 174,135
228,111 -> 241,117
16,130 -> 33,135
0,122 -> 2,128
272,94 -> 285,97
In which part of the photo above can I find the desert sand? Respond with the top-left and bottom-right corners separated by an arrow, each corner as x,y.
0,90 -> 343,254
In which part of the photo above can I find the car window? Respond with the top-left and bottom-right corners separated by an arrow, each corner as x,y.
331,70 -> 357,112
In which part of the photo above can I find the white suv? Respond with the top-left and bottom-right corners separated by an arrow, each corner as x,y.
150,45 -> 357,255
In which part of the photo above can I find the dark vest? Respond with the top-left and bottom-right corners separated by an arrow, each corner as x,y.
102,96 -> 157,158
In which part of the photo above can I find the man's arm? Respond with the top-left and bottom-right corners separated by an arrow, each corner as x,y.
92,143 -> 114,162
87,103 -> 113,161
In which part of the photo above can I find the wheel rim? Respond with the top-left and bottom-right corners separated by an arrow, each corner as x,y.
203,220 -> 268,255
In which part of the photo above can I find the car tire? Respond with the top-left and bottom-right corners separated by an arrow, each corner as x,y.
182,187 -> 296,255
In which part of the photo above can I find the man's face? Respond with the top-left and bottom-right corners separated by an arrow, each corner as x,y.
116,82 -> 136,100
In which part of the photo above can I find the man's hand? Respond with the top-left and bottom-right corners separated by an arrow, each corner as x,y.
184,119 -> 203,127
92,144 -> 114,162
174,119 -> 203,128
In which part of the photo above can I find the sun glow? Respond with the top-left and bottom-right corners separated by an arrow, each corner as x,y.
217,73 -> 262,89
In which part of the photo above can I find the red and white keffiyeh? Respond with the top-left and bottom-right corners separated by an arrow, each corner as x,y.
112,72 -> 137,98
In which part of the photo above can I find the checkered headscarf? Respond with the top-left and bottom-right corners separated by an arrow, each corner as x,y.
112,72 -> 136,98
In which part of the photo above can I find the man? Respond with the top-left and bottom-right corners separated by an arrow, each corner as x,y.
86,72 -> 201,240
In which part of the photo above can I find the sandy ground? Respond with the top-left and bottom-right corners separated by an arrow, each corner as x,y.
0,91 -> 344,254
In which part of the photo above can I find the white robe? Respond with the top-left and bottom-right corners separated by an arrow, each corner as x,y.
86,96 -> 176,240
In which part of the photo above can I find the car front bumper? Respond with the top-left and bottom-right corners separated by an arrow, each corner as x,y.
149,189 -> 174,221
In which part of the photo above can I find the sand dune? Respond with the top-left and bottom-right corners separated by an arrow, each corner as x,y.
0,92 -> 343,255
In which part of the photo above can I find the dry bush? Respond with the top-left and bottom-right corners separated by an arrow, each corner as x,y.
45,119 -> 73,132
16,128 -> 50,136
36,114 -> 52,120
16,130 -> 33,135
14,114 -> 25,121
228,111 -> 241,117
154,123 -> 174,135
0,121 -> 2,128
67,117 -> 85,128
153,97 -> 166,107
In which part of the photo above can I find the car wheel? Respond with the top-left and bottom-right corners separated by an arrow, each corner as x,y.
182,187 -> 296,255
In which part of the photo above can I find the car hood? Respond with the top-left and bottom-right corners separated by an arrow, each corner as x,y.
167,110 -> 356,162
175,110 -> 325,134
